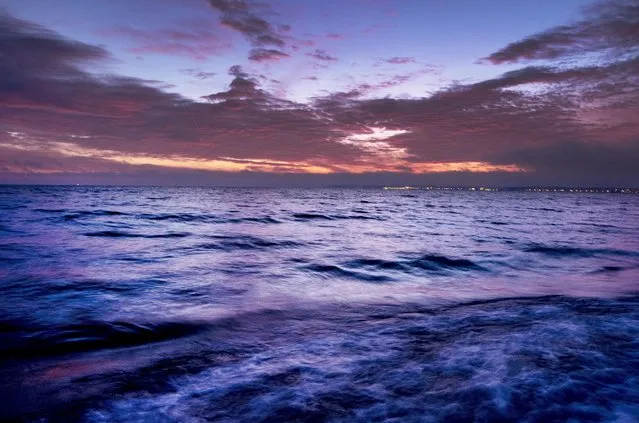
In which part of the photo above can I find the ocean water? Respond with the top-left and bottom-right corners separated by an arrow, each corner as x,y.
0,186 -> 638,422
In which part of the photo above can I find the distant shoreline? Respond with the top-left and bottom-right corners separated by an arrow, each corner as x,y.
0,184 -> 637,193
381,186 -> 638,194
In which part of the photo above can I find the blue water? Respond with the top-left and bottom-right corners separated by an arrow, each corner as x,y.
1,186 -> 638,422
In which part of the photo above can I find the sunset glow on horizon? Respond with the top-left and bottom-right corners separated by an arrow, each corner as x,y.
1,131 -> 524,175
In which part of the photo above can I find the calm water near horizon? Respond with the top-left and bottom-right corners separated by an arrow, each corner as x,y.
1,186 -> 638,422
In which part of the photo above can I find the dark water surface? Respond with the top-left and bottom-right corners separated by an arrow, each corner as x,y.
1,186 -> 638,422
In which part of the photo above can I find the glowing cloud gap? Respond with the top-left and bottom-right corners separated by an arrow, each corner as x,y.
339,127 -> 410,159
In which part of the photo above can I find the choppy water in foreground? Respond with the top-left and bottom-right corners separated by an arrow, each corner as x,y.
1,186 -> 638,422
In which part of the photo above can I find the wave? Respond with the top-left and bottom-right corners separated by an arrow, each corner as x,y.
34,208 -> 69,213
83,231 -> 190,238
531,207 -> 564,213
35,210 -> 282,225
292,213 -> 381,221
40,295 -> 637,423
224,217 -> 281,224
35,209 -> 126,217
346,254 -> 486,273
63,210 -> 128,220
304,263 -> 393,282
0,224 -> 19,234
476,219 -> 509,226
591,265 -> 628,274
0,204 -> 26,210
139,213 -> 216,223
302,254 -> 484,281
194,235 -> 301,251
0,320 -> 206,358
292,213 -> 333,220
523,244 -> 639,258
139,213 -> 281,224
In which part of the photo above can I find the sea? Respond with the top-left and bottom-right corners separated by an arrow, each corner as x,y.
0,185 -> 638,422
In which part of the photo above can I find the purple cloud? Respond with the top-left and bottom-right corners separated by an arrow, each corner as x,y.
249,48 -> 290,62
181,69 -> 218,79
482,0 -> 639,64
104,24 -> 231,60
207,0 -> 290,61
385,56 -> 416,64
307,49 -> 338,61
326,33 -> 344,40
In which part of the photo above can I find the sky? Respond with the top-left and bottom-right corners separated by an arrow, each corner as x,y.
0,0 -> 637,186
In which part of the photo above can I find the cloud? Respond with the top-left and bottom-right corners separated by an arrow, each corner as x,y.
0,13 -> 109,80
202,66 -> 265,102
102,24 -> 231,60
343,65 -> 441,96
228,64 -> 249,78
314,36 -> 638,180
0,13 -> 181,120
482,0 -> 639,64
0,13 -> 360,171
291,39 -> 315,50
1,9 -> 638,186
207,0 -> 289,60
307,49 -> 338,61
385,56 -> 416,64
498,140 -> 639,185
326,33 -> 344,40
181,69 -> 217,79
248,47 -> 290,62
